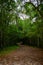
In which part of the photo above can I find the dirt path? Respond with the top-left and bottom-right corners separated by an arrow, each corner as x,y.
0,45 -> 43,65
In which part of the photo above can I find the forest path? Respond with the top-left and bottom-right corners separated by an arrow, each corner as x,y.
0,45 -> 43,65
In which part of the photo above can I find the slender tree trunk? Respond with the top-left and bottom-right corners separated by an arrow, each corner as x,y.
29,38 -> 31,45
37,36 -> 39,47
0,30 -> 3,49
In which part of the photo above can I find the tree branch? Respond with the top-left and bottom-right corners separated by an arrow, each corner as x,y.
25,2 -> 43,19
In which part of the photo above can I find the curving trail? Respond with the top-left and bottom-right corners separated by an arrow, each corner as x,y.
0,45 -> 43,65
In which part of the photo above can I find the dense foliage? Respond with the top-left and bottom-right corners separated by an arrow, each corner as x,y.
0,0 -> 43,49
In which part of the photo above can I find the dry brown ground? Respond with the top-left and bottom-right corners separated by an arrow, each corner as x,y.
0,45 -> 43,65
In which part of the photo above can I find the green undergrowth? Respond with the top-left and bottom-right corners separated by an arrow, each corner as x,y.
0,45 -> 19,55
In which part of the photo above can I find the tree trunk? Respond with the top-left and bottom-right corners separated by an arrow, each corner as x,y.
29,38 -> 31,45
37,36 -> 39,47
0,30 -> 3,49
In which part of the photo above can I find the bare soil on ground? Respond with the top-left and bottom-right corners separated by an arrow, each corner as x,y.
0,45 -> 43,65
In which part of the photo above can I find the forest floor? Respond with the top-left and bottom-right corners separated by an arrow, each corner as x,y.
0,45 -> 43,65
